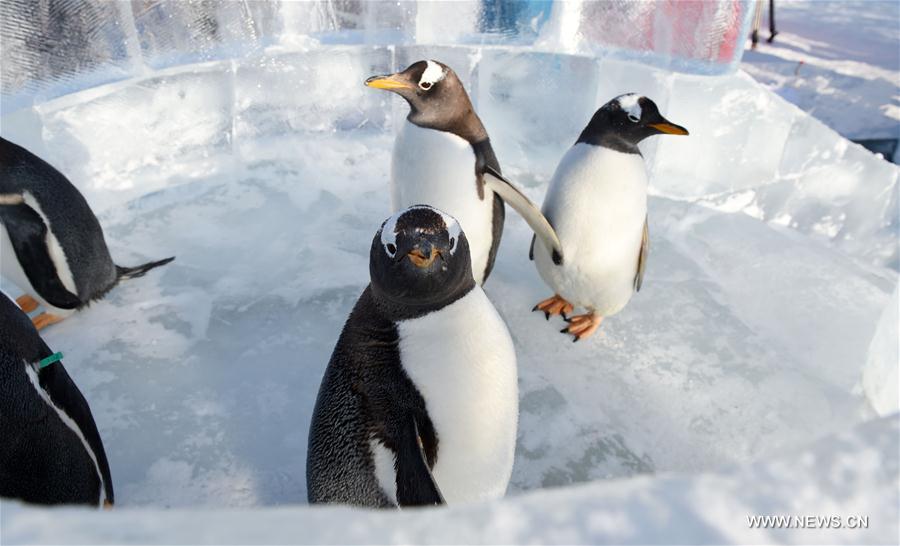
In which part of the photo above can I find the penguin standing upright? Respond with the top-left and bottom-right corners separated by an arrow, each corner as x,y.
531,94 -> 688,341
0,290 -> 114,507
365,60 -> 562,285
0,137 -> 174,329
307,205 -> 518,507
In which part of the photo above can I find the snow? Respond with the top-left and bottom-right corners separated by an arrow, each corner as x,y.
3,415 -> 897,544
0,5 -> 898,544
741,0 -> 900,141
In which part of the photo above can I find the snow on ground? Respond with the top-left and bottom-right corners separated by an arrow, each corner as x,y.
741,0 -> 900,143
3,415 -> 897,545
0,36 -> 897,545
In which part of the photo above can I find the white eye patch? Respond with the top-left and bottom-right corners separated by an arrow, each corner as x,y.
380,205 -> 462,256
419,60 -> 445,90
618,94 -> 642,122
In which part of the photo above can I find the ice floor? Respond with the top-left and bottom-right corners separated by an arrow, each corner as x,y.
1,130 -> 894,506
1,44 -> 898,543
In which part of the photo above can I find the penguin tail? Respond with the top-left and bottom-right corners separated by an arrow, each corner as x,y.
116,256 -> 175,281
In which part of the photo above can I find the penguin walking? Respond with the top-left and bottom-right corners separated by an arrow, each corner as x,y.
365,60 -> 562,285
0,290 -> 114,507
307,205 -> 518,507
531,94 -> 688,341
0,137 -> 174,329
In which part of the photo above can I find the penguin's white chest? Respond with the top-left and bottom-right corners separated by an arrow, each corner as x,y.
391,122 -> 495,284
535,144 -> 648,316
378,288 -> 518,504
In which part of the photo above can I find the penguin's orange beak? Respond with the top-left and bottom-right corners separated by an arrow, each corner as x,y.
365,74 -> 413,91
407,247 -> 440,268
649,122 -> 689,135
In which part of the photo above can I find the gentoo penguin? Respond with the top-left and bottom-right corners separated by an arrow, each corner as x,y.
365,60 -> 562,285
0,136 -> 174,329
531,94 -> 688,341
0,290 -> 114,507
307,205 -> 518,507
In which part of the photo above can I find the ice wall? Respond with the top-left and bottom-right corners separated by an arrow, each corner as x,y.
3,416 -> 898,544
863,286 -> 899,416
0,0 -> 753,112
3,45 -> 896,271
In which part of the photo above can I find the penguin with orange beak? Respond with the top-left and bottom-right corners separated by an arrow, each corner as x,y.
365,60 -> 562,285
530,94 -> 689,341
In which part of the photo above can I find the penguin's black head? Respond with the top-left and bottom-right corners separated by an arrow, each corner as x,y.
577,94 -> 689,153
365,60 -> 485,142
370,205 -> 475,317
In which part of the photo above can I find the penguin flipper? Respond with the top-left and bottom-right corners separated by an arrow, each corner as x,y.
395,415 -> 444,507
634,217 -> 649,292
529,234 -> 535,261
483,167 -> 563,265
0,203 -> 81,309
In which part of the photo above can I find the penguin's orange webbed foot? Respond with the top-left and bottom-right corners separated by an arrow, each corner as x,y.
16,294 -> 39,313
32,313 -> 65,331
560,313 -> 603,342
532,294 -> 574,320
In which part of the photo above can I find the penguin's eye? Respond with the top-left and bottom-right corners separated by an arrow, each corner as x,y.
448,237 -> 456,252
385,243 -> 397,257
627,113 -> 640,123
419,81 -> 433,91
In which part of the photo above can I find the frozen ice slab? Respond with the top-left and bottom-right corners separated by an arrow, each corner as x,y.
863,286 -> 899,416
0,0 -> 752,113
3,415 -> 897,545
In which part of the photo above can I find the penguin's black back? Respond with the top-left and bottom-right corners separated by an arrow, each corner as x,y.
307,286 -> 438,507
0,293 -> 114,506
0,137 -> 117,302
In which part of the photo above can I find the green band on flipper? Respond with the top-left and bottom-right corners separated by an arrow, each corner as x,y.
38,352 -> 63,369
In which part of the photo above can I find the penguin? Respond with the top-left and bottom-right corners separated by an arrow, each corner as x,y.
0,136 -> 174,329
307,205 -> 518,507
530,94 -> 688,341
365,60 -> 562,285
0,290 -> 114,507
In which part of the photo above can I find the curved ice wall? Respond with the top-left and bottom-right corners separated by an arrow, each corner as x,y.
1,0 -> 896,271
0,0 -> 753,111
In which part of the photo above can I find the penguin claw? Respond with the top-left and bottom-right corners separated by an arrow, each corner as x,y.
533,294 -> 575,321
560,313 -> 603,341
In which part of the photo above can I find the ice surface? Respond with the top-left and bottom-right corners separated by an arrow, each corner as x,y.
0,43 -> 897,544
3,416 -> 897,545
863,287 -> 899,416
0,0 -> 753,113
0,0 -> 142,111
540,0 -> 753,74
